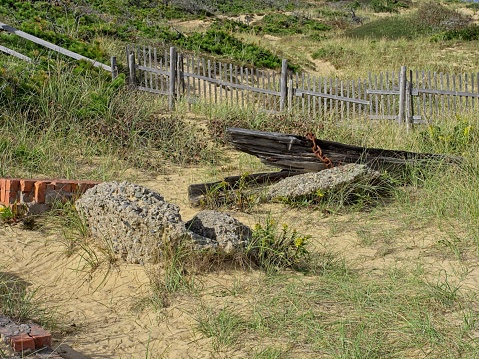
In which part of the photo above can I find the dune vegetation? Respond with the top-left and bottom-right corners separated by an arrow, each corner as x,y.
1,0 -> 479,357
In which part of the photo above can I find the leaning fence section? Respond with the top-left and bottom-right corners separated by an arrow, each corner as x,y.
127,44 -> 479,123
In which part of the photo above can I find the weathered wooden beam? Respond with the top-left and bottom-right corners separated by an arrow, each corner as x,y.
0,22 -> 111,72
188,170 -> 298,206
226,127 -> 461,173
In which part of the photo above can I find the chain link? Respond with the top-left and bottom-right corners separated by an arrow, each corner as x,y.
305,132 -> 333,169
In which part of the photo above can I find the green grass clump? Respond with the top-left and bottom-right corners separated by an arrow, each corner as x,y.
432,24 -> 479,41
247,217 -> 311,273
0,271 -> 53,327
346,2 -> 471,40
177,29 -> 298,70
168,0 -> 295,15
344,15 -> 420,40
0,60 -> 218,178
256,13 -> 330,36
368,0 -> 411,13
243,265 -> 478,358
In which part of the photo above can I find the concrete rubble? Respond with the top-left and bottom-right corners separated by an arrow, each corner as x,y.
76,182 -> 252,264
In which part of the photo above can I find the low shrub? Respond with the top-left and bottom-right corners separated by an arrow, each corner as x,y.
368,0 -> 411,13
177,29 -> 298,70
247,217 -> 311,273
256,13 -> 330,36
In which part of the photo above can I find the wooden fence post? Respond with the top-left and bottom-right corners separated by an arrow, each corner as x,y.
398,65 -> 407,124
280,59 -> 288,112
169,46 -> 177,111
111,56 -> 117,80
405,71 -> 413,132
287,78 -> 293,112
177,53 -> 185,96
128,52 -> 136,87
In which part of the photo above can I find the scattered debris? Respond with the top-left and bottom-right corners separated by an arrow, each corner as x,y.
76,182 -> 252,264
186,210 -> 251,254
266,163 -> 381,201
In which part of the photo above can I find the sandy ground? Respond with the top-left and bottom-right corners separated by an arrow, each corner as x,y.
2,160 -> 479,358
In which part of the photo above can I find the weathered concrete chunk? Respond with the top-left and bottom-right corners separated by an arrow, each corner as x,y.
186,210 -> 252,254
267,163 -> 381,201
76,182 -> 251,264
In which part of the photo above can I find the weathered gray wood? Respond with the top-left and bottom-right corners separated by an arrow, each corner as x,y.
0,45 -> 33,63
295,88 -> 369,105
154,48 -> 159,92
188,170 -> 299,206
128,53 -> 136,87
135,64 -> 169,76
230,63 -> 234,105
398,66 -> 407,124
240,66 -> 245,107
0,22 -> 111,71
202,59 -> 206,104
168,47 -> 176,111
226,128 -> 460,173
136,86 -> 169,95
213,61 -> 218,104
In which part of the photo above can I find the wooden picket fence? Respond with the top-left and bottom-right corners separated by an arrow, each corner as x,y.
125,44 -> 479,124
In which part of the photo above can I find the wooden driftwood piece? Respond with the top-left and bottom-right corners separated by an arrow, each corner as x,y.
226,127 -> 462,172
188,170 -> 298,206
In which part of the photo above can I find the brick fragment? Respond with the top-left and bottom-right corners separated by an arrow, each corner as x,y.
56,183 -> 72,192
5,179 -> 20,192
10,334 -> 35,352
0,178 -> 5,203
20,180 -> 34,192
34,181 -> 47,203
29,324 -> 52,348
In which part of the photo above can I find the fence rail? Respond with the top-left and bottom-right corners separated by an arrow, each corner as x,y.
128,44 -> 479,123
0,45 -> 32,63
0,21 -> 118,78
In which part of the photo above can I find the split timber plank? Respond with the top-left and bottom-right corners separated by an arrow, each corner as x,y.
188,170 -> 298,206
226,127 -> 461,172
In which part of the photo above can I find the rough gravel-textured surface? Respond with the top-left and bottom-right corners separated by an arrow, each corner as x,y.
267,164 -> 381,200
186,210 -> 252,254
76,182 -> 252,264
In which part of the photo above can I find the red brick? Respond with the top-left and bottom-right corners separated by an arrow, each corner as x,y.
55,183 -> 72,192
10,334 -> 35,352
20,180 -> 34,192
70,183 -> 78,192
4,191 -> 18,206
5,179 -> 20,192
0,178 -> 5,204
34,181 -> 47,203
29,325 -> 52,348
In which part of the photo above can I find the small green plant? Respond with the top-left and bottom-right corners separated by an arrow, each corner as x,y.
195,305 -> 244,351
419,118 -> 478,155
199,173 -> 258,212
0,205 -> 15,224
247,216 -> 311,273
0,271 -> 53,327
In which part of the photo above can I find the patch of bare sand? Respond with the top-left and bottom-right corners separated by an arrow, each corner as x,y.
170,19 -> 210,34
310,58 -> 338,77
2,163 -> 479,357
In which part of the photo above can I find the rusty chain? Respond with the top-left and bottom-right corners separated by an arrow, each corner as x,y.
305,132 -> 333,169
